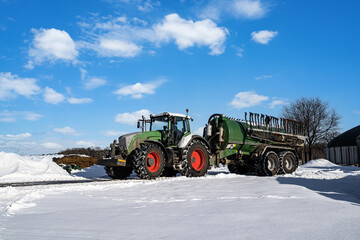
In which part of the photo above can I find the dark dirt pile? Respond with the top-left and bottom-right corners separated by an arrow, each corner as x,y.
53,155 -> 98,168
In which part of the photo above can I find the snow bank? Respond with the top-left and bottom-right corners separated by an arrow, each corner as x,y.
0,152 -> 74,183
301,159 -> 339,168
290,159 -> 360,180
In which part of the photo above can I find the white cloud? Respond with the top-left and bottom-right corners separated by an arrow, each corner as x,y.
80,68 -> 107,90
110,0 -> 160,12
41,142 -> 62,150
0,133 -> 32,141
233,0 -> 267,19
154,13 -> 228,55
200,0 -> 268,21
80,13 -> 228,57
104,130 -> 126,137
115,109 -> 150,125
27,28 -> 78,68
230,91 -> 269,109
67,97 -> 93,104
80,68 -> 88,80
114,79 -> 165,99
54,127 -> 77,135
254,75 -> 273,80
251,30 -> 278,44
353,110 -> 360,115
138,0 -> 160,12
233,46 -> 244,57
83,77 -> 107,90
76,140 -> 95,148
0,72 -> 40,100
43,86 -> 92,105
97,39 -> 142,58
43,87 -> 65,104
0,110 -> 42,122
0,140 -> 63,154
269,98 -> 288,108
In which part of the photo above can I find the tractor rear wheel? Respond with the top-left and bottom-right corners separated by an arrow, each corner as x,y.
132,143 -> 165,179
278,151 -> 298,174
256,151 -> 280,176
180,140 -> 210,177
105,166 -> 133,179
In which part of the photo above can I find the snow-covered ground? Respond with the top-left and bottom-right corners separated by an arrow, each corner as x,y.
1,153 -> 360,239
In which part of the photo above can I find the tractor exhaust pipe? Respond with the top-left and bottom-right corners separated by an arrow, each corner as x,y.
142,115 -> 146,132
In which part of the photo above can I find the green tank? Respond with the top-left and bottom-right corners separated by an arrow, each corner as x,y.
204,113 -> 306,176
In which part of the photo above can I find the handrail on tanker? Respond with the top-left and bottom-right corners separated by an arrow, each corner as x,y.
245,112 -> 305,136
208,112 -> 305,136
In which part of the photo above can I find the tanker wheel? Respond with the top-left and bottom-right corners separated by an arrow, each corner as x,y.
161,167 -> 178,177
104,166 -> 133,179
278,151 -> 298,174
132,143 -> 165,179
228,164 -> 249,175
180,140 -> 210,177
257,151 -> 280,176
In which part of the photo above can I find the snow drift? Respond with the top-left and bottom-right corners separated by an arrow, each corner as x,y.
0,152 -> 72,183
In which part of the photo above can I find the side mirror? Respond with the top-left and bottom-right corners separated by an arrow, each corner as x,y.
137,121 -> 140,128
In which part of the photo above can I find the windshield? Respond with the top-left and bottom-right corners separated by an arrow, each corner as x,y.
150,117 -> 169,131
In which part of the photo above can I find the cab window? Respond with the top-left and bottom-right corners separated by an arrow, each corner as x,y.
150,117 -> 169,131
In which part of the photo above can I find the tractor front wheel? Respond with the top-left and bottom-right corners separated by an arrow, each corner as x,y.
132,143 -> 166,179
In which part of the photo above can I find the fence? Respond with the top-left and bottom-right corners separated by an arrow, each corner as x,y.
324,146 -> 360,165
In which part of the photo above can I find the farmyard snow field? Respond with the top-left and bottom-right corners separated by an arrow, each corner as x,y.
1,0 -> 360,239
0,153 -> 360,239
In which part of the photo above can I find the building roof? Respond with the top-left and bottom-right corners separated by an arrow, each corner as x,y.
327,125 -> 360,147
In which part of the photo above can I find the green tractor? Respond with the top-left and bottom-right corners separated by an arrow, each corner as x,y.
98,111 -> 306,180
98,111 -> 211,179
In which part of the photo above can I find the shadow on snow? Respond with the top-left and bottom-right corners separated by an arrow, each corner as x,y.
277,174 -> 360,206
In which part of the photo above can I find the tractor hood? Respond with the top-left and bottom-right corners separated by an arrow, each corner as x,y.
118,132 -> 142,150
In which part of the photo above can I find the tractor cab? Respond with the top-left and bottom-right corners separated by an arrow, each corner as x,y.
138,112 -> 192,145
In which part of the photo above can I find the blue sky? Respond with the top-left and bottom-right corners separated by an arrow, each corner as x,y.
0,0 -> 359,154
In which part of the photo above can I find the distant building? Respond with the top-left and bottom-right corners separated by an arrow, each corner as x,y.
324,125 -> 360,165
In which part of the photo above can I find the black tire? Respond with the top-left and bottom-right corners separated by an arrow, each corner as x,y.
228,164 -> 249,174
161,167 -> 178,177
256,151 -> 280,176
132,143 -> 166,179
228,164 -> 238,174
104,166 -> 133,179
278,151 -> 298,174
180,140 -> 210,177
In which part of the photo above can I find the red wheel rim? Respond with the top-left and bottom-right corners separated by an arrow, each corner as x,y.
191,148 -> 205,171
146,151 -> 161,173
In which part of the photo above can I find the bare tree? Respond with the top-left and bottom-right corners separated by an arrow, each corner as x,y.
282,97 -> 341,161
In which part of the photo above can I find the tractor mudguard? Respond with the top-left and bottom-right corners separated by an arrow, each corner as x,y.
144,140 -> 169,160
178,134 -> 210,150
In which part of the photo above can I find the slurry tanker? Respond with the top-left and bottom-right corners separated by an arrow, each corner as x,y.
98,111 -> 306,179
